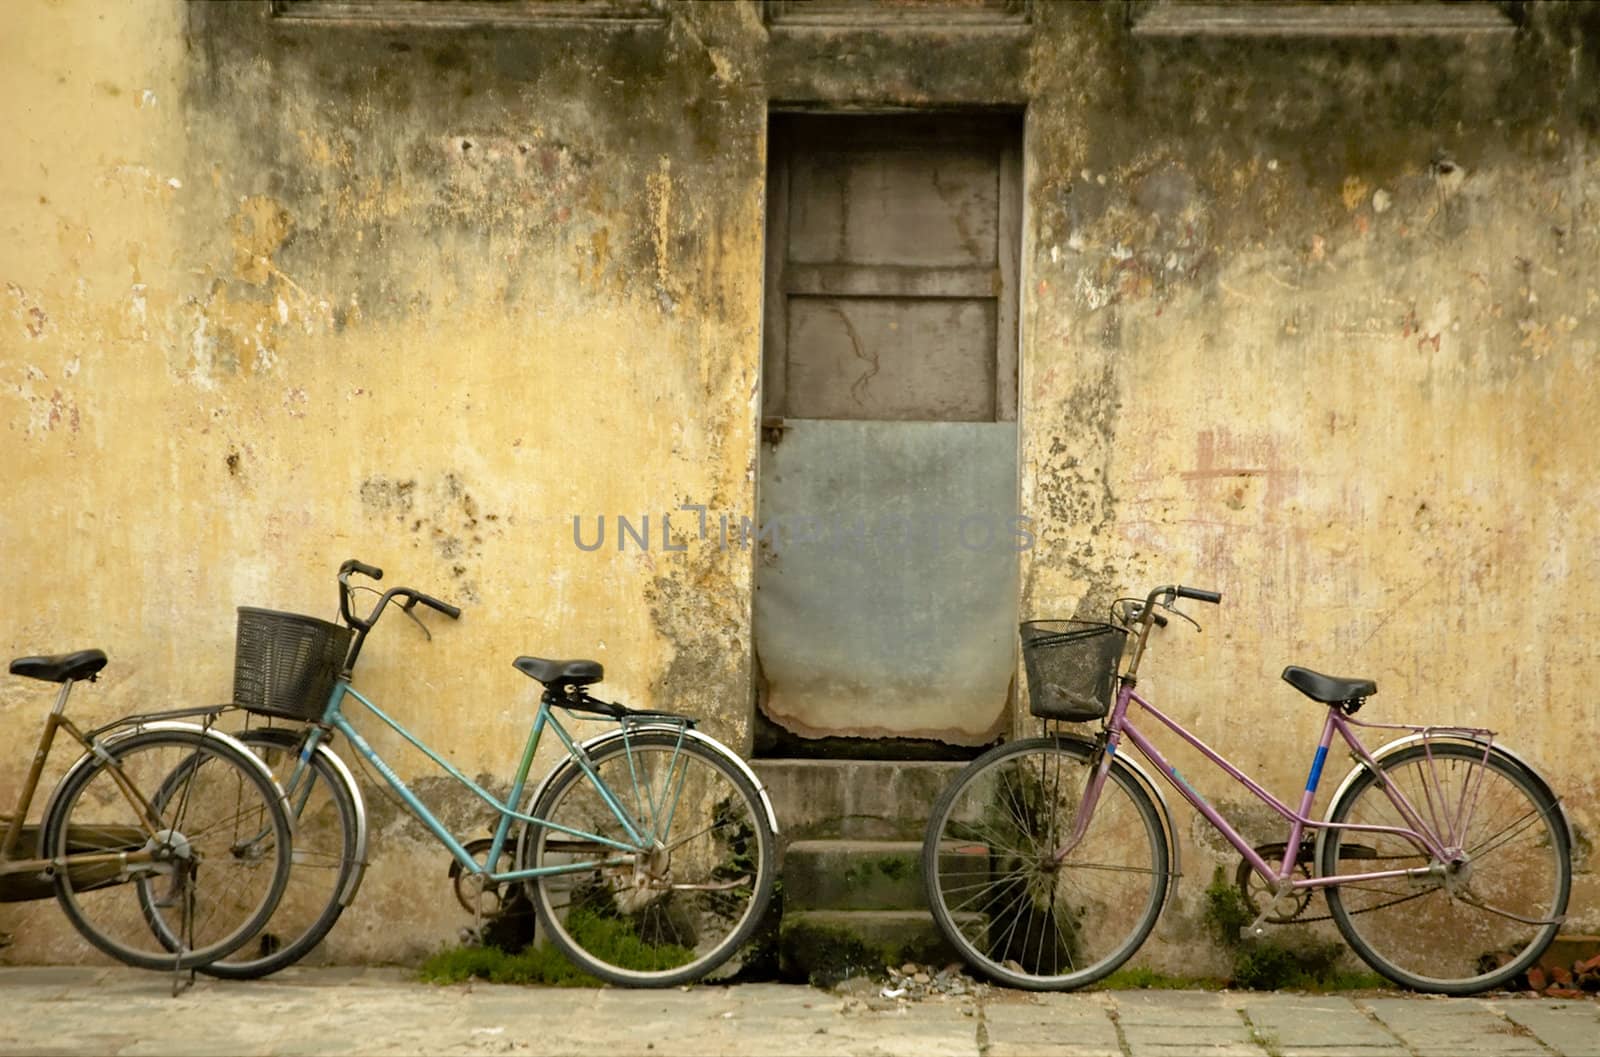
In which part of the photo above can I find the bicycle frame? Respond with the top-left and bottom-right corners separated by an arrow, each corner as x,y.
294,679 -> 684,886
1062,680 -> 1495,895
0,681 -> 168,881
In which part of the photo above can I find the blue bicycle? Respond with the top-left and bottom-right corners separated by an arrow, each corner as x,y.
207,559 -> 778,987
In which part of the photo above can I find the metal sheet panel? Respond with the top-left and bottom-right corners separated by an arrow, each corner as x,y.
755,420 -> 1019,744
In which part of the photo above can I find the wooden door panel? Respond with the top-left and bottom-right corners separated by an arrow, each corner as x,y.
787,147 -> 999,268
786,297 -> 996,421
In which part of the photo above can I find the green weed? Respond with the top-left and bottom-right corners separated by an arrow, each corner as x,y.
1201,866 -> 1383,992
418,908 -> 697,986
1094,966 -> 1227,990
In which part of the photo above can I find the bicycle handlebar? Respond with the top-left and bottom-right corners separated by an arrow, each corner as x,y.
338,559 -> 461,632
1143,583 -> 1222,611
1122,582 -> 1221,680
340,559 -> 384,582
407,591 -> 462,620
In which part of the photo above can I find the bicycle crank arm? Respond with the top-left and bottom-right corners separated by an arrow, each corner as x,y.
664,875 -> 751,892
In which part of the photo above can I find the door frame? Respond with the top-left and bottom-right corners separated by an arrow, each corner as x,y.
750,104 -> 1030,755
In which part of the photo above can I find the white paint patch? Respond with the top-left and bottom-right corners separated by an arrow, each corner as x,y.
188,314 -> 218,390
1075,270 -> 1113,311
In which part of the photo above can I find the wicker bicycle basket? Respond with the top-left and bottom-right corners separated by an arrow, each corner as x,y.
233,607 -> 354,722
1020,620 -> 1127,722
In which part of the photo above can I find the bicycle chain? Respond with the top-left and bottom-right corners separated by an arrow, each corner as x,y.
1262,884 -> 1434,925
1245,848 -> 1438,926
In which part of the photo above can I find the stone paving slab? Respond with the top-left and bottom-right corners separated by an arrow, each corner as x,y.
1239,993 -> 1407,1056
983,992 -> 1122,1057
0,968 -> 1595,1057
1490,999 -> 1600,1057
1360,996 -> 1553,1057
1110,991 -> 1262,1057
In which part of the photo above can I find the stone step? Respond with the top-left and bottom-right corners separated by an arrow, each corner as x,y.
782,839 -> 926,912
751,759 -> 968,841
777,909 -> 966,985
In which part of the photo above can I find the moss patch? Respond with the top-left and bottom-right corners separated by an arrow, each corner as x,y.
778,919 -> 883,987
1202,867 -> 1384,992
418,943 -> 603,987
418,907 -> 698,986
1093,967 -> 1227,991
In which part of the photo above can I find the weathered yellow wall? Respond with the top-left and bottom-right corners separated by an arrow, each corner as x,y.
1020,4 -> 1600,971
1,0 -> 768,963
3,0 -> 1594,969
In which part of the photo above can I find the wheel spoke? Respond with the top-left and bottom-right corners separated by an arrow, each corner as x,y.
1323,744 -> 1569,994
922,740 -> 1168,990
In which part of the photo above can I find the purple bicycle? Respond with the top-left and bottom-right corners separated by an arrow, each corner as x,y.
922,583 -> 1572,994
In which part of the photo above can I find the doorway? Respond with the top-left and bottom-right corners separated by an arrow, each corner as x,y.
755,112 -> 1023,756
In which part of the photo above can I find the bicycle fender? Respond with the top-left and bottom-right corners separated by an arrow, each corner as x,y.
1056,735 -> 1184,915
524,726 -> 780,837
234,727 -> 370,907
1314,733 -> 1574,870
38,721 -> 293,848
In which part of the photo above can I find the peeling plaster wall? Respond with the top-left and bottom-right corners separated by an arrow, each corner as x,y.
3,0 -> 1597,970
1,0 -> 768,964
1019,4 -> 1600,971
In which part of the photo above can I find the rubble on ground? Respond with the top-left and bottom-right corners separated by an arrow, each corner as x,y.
832,962 -> 988,1012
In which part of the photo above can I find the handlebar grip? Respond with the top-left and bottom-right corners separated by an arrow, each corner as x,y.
341,559 -> 384,581
416,592 -> 461,620
1175,586 -> 1222,604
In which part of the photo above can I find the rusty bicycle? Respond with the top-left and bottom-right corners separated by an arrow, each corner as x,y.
1,649 -> 292,971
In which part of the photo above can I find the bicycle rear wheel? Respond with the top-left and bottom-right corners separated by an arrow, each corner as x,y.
525,732 -> 775,987
197,729 -> 363,978
43,728 -> 293,971
922,737 -> 1169,991
1321,742 -> 1570,994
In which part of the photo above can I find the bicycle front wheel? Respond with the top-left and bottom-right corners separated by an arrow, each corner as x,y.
198,729 -> 363,978
43,729 -> 293,971
1321,742 -> 1570,994
525,732 -> 776,987
922,737 -> 1169,991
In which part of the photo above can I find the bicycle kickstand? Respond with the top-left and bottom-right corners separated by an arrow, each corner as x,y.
170,958 -> 196,998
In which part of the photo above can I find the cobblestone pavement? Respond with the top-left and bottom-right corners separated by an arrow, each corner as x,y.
0,968 -> 1595,1057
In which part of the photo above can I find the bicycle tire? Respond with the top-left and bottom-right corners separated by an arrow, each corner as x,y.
1320,741 -> 1571,994
922,737 -> 1169,991
524,732 -> 776,987
197,728 -> 364,979
43,728 -> 293,971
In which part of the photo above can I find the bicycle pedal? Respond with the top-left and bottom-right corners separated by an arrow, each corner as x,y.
1241,906 -> 1275,941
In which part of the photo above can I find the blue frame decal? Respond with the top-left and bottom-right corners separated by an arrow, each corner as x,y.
1305,744 -> 1329,792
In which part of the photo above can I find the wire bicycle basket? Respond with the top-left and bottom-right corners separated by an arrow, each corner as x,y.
233,607 -> 353,722
1020,620 -> 1127,722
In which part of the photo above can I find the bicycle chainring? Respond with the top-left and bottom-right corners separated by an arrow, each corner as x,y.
450,836 -> 523,919
1235,842 -> 1315,924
